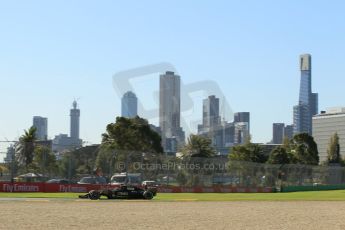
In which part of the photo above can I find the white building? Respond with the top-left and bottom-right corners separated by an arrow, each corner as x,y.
312,107 -> 345,163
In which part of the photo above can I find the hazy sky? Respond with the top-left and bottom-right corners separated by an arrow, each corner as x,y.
1,1 -> 345,160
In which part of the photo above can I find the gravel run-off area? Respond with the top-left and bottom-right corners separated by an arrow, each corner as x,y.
1,200 -> 345,230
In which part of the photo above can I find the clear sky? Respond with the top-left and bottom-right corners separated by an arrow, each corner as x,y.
1,1 -> 345,160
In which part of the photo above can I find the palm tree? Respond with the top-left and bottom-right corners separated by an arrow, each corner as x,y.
15,127 -> 37,169
181,134 -> 216,158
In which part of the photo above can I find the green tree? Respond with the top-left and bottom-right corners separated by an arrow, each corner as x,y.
57,145 -> 100,179
72,145 -> 99,175
15,127 -> 37,169
229,141 -> 267,163
290,133 -> 319,165
102,116 -> 163,153
176,171 -> 188,186
267,146 -> 291,164
181,134 -> 216,158
32,146 -> 58,176
58,153 -> 77,179
282,137 -> 291,150
327,133 -> 341,164
100,116 -> 163,176
227,139 -> 266,186
95,145 -> 115,176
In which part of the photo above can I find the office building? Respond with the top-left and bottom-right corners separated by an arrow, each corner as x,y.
234,112 -> 250,134
272,123 -> 285,144
198,95 -> 223,147
311,93 -> 319,116
159,71 -> 185,152
234,122 -> 249,144
313,107 -> 345,162
198,95 -> 227,152
223,122 -> 235,147
33,116 -> 48,140
284,124 -> 294,140
202,95 -> 220,130
52,134 -> 80,153
121,91 -> 138,118
4,145 -> 15,163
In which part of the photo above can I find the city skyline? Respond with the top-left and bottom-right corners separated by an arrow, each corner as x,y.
0,52 -> 341,159
1,1 -> 345,161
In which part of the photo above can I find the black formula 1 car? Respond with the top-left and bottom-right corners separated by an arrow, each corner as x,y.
78,185 -> 157,200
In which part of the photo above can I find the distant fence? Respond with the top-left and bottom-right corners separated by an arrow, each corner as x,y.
113,156 -> 345,189
2,153 -> 345,192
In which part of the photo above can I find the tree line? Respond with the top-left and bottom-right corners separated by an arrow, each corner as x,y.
230,132 -> 343,166
6,116 -> 344,181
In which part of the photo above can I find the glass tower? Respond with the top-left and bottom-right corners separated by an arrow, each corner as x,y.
293,54 -> 318,135
298,54 -> 312,105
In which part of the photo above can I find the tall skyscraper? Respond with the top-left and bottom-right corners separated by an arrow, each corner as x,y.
198,95 -> 223,149
33,116 -> 48,140
284,124 -> 294,140
293,54 -> 318,135
202,95 -> 220,130
159,71 -> 185,151
234,112 -> 250,134
70,100 -> 80,140
121,91 -> 138,118
272,123 -> 285,144
298,54 -> 312,105
234,122 -> 249,144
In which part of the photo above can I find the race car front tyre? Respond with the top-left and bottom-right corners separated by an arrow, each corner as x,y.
143,191 -> 154,200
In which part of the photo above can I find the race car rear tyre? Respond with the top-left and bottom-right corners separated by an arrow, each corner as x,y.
143,191 -> 154,200
89,190 -> 101,200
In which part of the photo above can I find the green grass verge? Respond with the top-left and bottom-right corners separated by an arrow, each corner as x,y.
1,190 -> 345,201
155,190 -> 345,201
